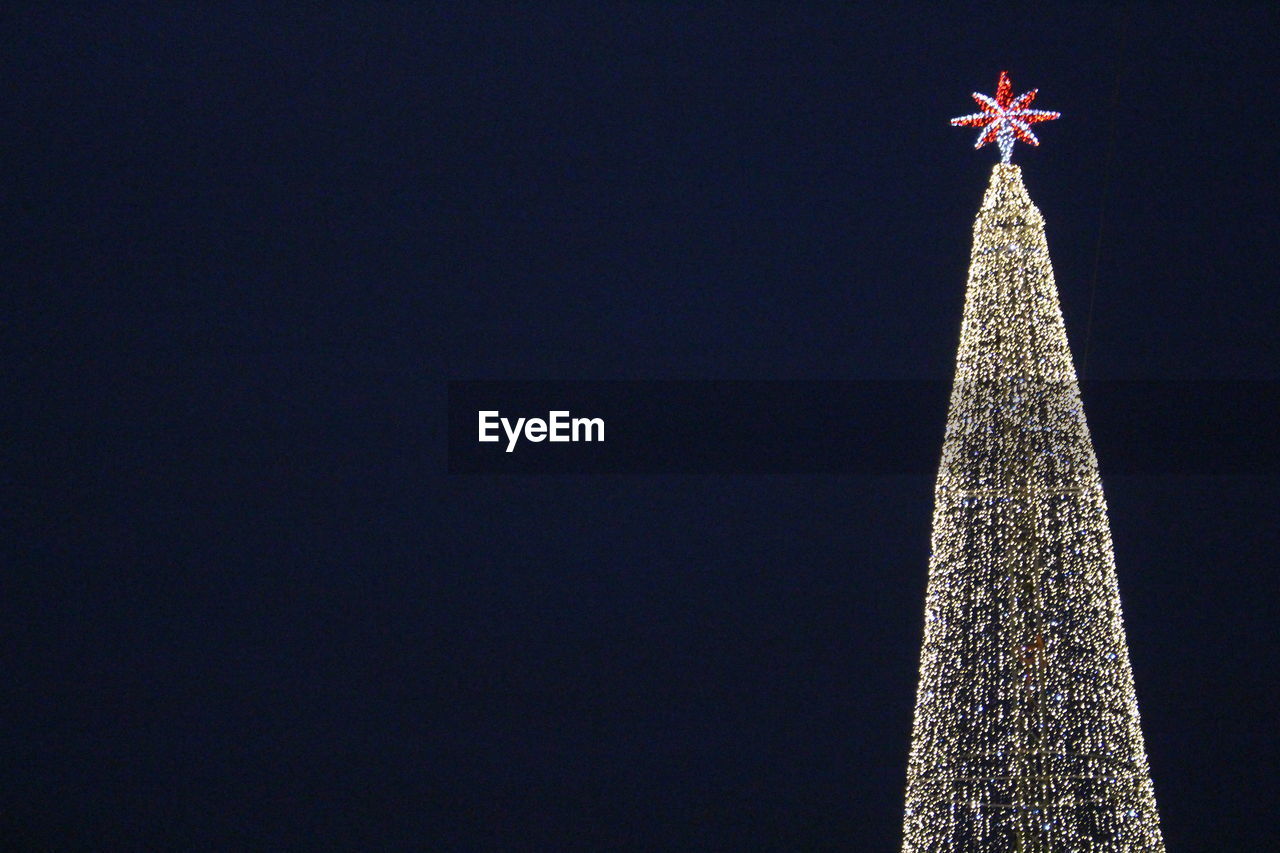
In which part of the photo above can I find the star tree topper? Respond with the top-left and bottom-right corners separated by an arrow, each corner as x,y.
951,71 -> 1060,163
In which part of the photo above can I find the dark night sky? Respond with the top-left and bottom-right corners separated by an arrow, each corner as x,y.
7,3 -> 1280,850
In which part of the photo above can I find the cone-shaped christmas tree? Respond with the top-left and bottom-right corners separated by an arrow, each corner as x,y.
902,75 -> 1164,851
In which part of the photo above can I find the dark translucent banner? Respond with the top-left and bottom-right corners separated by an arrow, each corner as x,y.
447,381 -> 1278,475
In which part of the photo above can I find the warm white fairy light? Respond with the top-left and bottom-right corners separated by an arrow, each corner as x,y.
901,163 -> 1165,851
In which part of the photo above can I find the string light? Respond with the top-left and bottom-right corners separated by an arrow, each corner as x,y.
902,96 -> 1165,850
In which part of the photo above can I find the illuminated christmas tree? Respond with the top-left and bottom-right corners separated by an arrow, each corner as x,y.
901,73 -> 1165,851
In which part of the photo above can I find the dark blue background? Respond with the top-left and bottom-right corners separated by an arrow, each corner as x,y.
8,3 -> 1278,849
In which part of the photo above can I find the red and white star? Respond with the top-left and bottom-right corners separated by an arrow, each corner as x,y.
950,71 -> 1060,163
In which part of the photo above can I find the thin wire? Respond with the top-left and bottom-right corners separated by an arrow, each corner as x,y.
1080,13 -> 1130,379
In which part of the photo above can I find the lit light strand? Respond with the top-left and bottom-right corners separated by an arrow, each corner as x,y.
901,163 -> 1165,851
